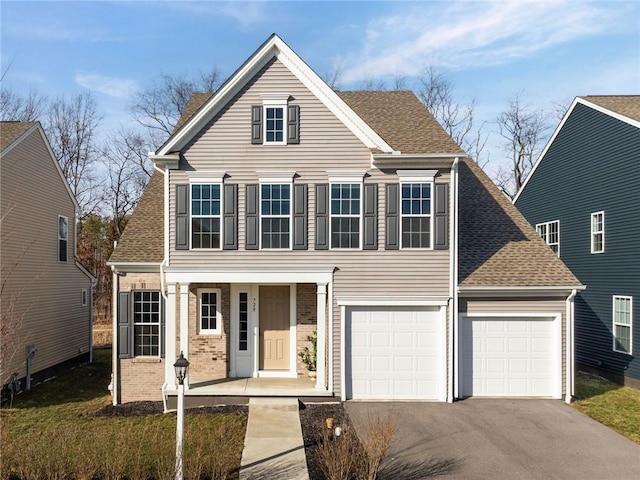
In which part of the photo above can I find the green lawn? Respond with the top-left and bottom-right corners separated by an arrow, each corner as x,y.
1,349 -> 247,480
573,371 -> 640,444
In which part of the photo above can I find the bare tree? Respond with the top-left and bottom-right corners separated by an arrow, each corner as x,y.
45,92 -> 102,214
130,69 -> 223,148
322,60 -> 344,90
360,76 -> 388,91
0,87 -> 48,121
416,66 -> 487,164
494,92 -> 550,199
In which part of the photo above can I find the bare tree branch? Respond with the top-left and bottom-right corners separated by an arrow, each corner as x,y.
0,87 -> 48,121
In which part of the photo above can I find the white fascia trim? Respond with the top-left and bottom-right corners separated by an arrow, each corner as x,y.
257,171 -> 296,183
157,35 -> 394,156
187,171 -> 226,183
327,171 -> 366,183
336,296 -> 450,307
107,262 -> 163,273
164,266 -> 334,285
398,170 -> 438,183
458,285 -> 585,297
260,93 -> 290,104
149,153 -> 180,170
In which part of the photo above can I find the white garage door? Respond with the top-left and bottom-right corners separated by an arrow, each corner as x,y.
346,307 -> 445,400
461,316 -> 560,398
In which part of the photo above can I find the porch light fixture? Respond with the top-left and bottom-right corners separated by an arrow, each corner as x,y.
174,351 -> 189,480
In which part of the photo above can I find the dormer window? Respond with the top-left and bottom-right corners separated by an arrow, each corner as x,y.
251,94 -> 299,145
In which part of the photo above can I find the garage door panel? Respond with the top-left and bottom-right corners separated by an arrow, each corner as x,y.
347,307 -> 444,400
462,316 -> 558,397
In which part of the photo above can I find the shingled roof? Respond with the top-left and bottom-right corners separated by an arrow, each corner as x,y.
0,121 -> 38,152
581,95 -> 640,123
458,158 -> 580,287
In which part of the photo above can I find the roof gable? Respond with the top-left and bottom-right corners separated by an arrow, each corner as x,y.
157,34 -> 394,156
514,95 -> 640,203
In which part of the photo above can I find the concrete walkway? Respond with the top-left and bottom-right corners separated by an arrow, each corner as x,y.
240,398 -> 309,480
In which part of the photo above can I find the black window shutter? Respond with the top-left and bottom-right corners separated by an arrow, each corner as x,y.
287,105 -> 300,144
223,184 -> 238,250
363,183 -> 378,250
160,295 -> 166,358
434,183 -> 449,250
245,184 -> 259,250
385,183 -> 399,250
118,292 -> 131,359
315,184 -> 329,250
176,184 -> 189,250
251,106 -> 262,144
293,183 -> 308,250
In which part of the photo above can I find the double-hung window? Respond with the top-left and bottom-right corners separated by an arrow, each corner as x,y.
536,220 -> 560,256
330,183 -> 361,249
261,183 -> 291,249
401,183 -> 432,248
191,184 -> 221,249
265,107 -> 285,143
132,291 -> 161,356
613,296 -> 632,354
199,288 -> 222,335
58,215 -> 68,262
591,211 -> 604,253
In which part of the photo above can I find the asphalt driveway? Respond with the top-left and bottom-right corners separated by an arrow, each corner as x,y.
344,399 -> 640,480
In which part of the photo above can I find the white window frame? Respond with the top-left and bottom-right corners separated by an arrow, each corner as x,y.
613,295 -> 632,355
132,290 -> 162,357
591,211 -> 605,254
400,182 -> 434,250
82,289 -> 88,307
198,288 -> 222,335
259,182 -> 292,250
58,215 -> 68,262
261,94 -> 289,145
190,182 -> 223,250
329,181 -> 363,250
536,220 -> 560,257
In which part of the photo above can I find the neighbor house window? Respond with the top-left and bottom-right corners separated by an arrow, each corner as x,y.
536,220 -> 560,256
591,211 -> 604,253
199,289 -> 222,335
133,291 -> 161,356
191,184 -> 221,249
401,183 -> 432,248
330,183 -> 361,248
58,216 -> 68,262
613,296 -> 632,354
261,184 -> 291,249
82,289 -> 88,307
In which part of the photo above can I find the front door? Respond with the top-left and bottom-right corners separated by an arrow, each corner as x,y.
259,286 -> 290,370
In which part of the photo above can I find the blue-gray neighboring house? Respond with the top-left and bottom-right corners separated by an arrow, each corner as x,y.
515,96 -> 640,389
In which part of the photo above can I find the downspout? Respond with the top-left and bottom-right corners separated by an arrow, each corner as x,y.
89,275 -> 97,363
110,266 -> 119,405
448,157 -> 460,403
565,289 -> 577,404
153,162 -> 170,412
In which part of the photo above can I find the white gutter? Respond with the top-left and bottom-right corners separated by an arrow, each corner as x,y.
448,157 -> 460,403
565,289 -> 578,404
458,285 -> 585,296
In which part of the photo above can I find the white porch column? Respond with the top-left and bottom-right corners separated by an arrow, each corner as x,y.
179,283 -> 190,389
164,283 -> 177,388
315,283 -> 327,390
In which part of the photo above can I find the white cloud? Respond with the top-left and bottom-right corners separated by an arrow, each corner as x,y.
342,1 -> 632,83
75,74 -> 138,99
154,1 -> 270,28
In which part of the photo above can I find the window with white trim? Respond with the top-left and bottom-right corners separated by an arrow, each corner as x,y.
133,291 -> 161,356
265,106 -> 285,144
536,220 -> 560,257
261,184 -> 291,249
199,289 -> 222,335
82,289 -> 88,307
613,296 -> 632,354
401,183 -> 432,248
591,211 -> 604,253
58,215 -> 68,262
191,184 -> 221,249
330,183 -> 361,249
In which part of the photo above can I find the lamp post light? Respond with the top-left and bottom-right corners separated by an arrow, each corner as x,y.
174,351 -> 189,480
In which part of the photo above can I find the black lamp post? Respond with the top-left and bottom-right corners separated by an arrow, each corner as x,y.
173,351 -> 189,479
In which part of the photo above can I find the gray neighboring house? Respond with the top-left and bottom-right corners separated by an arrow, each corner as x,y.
515,96 -> 640,389
0,121 -> 95,390
108,34 -> 582,405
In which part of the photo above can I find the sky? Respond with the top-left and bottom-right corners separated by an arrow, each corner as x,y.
1,0 -> 639,175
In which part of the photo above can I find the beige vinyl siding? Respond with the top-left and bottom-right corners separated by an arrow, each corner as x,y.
0,128 -> 92,383
460,297 -> 568,397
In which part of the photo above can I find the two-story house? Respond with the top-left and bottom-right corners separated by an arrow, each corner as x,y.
108,34 -> 582,405
0,121 -> 95,391
515,96 -> 640,389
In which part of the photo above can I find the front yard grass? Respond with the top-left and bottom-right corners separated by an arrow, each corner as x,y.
573,371 -> 640,444
0,349 -> 247,480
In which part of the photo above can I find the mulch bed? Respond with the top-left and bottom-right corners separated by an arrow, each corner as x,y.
92,401 -> 247,417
